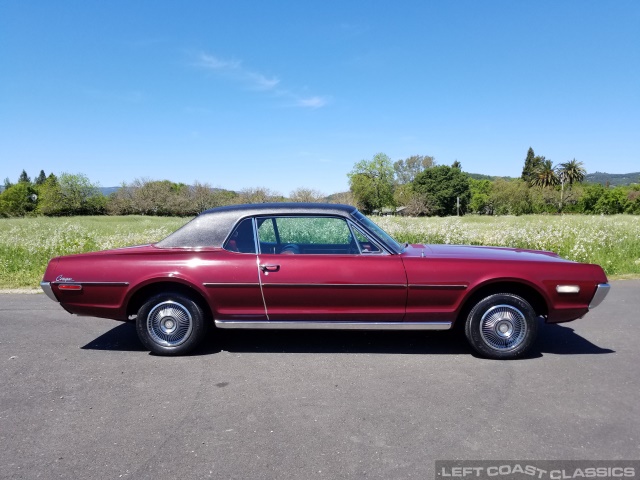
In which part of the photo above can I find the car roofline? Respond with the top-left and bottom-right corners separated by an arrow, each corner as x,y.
200,202 -> 358,217
156,203 -> 361,249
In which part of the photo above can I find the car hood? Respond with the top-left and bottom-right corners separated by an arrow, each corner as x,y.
402,243 -> 571,263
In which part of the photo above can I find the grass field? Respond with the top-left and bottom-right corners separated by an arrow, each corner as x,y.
1,215 -> 639,288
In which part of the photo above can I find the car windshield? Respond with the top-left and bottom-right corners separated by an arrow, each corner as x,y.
353,211 -> 403,253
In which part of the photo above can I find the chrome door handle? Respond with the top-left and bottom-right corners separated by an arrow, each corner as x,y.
260,264 -> 280,273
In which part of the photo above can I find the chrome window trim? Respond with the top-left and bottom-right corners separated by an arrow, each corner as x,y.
347,221 -> 390,255
214,320 -> 452,330
221,216 -> 259,255
252,217 -> 260,255
589,283 -> 610,309
254,214 -> 393,256
352,211 -> 403,254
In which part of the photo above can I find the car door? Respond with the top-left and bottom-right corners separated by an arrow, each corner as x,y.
204,217 -> 267,321
256,215 -> 407,322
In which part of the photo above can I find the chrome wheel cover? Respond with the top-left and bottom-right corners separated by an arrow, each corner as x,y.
479,304 -> 527,351
146,301 -> 193,347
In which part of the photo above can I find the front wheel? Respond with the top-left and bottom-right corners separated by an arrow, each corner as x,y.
136,293 -> 207,355
464,293 -> 538,359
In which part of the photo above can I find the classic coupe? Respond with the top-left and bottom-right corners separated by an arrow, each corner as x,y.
41,203 -> 610,359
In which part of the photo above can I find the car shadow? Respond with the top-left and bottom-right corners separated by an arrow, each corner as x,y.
200,329 -> 473,356
81,320 -> 614,358
536,323 -> 614,356
81,322 -> 146,352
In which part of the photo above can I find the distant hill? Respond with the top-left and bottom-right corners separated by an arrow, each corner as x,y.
467,173 -> 516,181
100,187 -> 120,196
467,171 -> 640,186
585,172 -> 640,186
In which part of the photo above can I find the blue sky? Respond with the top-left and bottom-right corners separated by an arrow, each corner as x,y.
1,1 -> 638,195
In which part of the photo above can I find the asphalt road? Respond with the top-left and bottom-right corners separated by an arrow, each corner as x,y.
1,281 -> 638,480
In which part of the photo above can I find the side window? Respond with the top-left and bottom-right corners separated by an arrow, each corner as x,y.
257,216 -> 356,255
257,218 -> 276,243
223,218 -> 256,253
352,228 -> 382,253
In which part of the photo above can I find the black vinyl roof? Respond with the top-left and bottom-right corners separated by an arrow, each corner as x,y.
155,203 -> 358,249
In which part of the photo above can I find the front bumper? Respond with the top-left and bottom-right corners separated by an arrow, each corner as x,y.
588,283 -> 610,310
40,281 -> 59,303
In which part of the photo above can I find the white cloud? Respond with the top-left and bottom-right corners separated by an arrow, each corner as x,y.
194,51 -> 327,107
196,53 -> 241,70
295,96 -> 329,108
247,72 -> 280,90
195,52 -> 278,91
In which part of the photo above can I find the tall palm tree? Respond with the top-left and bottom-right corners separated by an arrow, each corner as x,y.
558,159 -> 586,186
531,159 -> 559,188
557,159 -> 586,210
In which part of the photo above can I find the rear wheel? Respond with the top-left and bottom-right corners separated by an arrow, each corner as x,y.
136,292 -> 206,355
464,293 -> 538,359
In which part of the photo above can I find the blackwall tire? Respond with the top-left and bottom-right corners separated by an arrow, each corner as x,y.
136,292 -> 206,356
464,293 -> 538,360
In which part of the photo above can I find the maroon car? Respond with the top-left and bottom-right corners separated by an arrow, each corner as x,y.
41,203 -> 610,359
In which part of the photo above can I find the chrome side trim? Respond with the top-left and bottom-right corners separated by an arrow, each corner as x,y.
40,281 -> 59,302
203,283 -> 260,287
261,283 -> 406,289
51,281 -> 129,286
589,283 -> 610,309
214,320 -> 452,330
257,256 -> 270,321
409,284 -> 467,290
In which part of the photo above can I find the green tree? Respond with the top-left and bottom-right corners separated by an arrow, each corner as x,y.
451,160 -> 462,170
38,173 -> 104,216
468,179 -> 493,214
530,158 -> 559,188
0,182 -> 37,217
392,183 -> 437,216
557,159 -> 586,211
528,184 -> 561,213
348,153 -> 395,214
558,159 -> 586,186
18,170 -> 31,184
393,155 -> 435,184
35,170 -> 47,185
521,147 -> 539,183
490,179 -> 532,216
625,186 -> 640,214
187,182 -> 234,214
578,184 -> 606,213
594,188 -> 627,214
412,165 -> 471,216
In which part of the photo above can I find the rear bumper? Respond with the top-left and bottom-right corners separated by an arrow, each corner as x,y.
589,283 -> 610,310
40,281 -> 59,303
